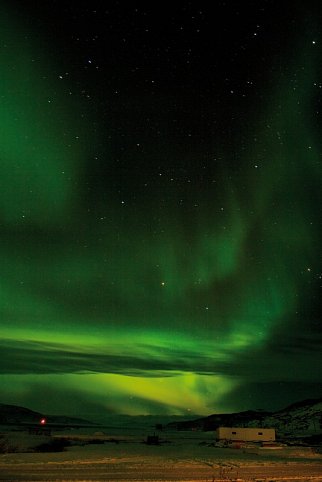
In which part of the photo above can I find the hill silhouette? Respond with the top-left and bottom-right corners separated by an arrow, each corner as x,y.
0,403 -> 95,427
167,397 -> 322,437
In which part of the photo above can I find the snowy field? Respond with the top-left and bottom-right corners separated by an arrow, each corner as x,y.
1,426 -> 322,481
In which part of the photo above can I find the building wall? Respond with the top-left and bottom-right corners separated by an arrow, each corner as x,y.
216,427 -> 275,442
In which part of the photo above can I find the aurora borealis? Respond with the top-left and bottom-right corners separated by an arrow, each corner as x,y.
1,2 -> 322,418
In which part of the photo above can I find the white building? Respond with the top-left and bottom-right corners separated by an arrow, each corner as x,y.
216,427 -> 275,442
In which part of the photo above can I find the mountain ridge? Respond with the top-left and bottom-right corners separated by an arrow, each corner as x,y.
0,403 -> 95,426
167,397 -> 322,437
1,397 -> 321,436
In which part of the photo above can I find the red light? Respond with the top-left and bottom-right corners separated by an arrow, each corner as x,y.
40,418 -> 46,425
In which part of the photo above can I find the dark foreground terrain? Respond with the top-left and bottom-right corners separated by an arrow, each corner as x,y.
0,459 -> 322,481
1,430 -> 322,481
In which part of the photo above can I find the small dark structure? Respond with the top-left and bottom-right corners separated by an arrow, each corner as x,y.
146,434 -> 159,445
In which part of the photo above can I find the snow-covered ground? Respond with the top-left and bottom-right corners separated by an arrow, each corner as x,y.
1,426 -> 322,481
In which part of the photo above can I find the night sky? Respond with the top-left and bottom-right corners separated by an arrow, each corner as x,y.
1,1 -> 322,418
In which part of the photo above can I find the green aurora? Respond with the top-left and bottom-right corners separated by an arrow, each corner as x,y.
0,3 -> 321,418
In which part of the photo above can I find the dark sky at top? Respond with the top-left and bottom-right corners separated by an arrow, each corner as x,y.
0,1 -> 321,418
